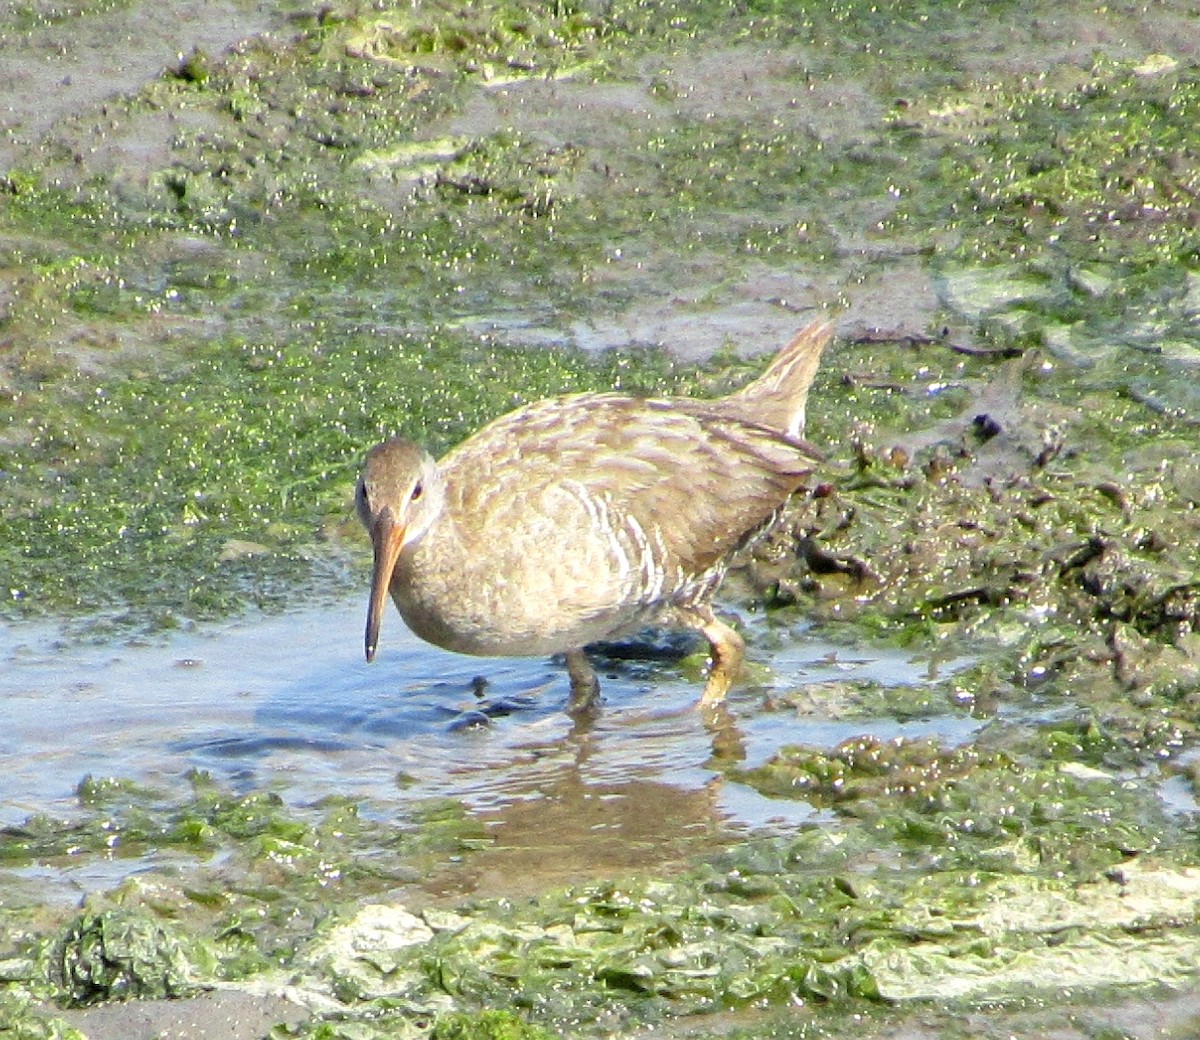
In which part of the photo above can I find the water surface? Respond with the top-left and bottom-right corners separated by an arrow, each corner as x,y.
0,604 -> 976,877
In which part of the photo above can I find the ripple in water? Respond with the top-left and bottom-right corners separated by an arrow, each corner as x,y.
0,599 -> 978,894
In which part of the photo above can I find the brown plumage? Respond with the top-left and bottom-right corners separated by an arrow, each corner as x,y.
357,321 -> 830,710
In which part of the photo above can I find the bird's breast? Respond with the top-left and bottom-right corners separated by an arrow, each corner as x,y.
388,484 -> 690,656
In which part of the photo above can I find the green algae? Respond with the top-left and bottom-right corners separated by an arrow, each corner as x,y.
288,863 -> 877,1034
0,0 -> 135,33
340,0 -> 620,82
0,779 -> 507,1037
0,771 -> 484,890
940,61 -> 1200,271
270,1009 -> 560,1040
254,832 -> 1200,1038
16,753 -> 1193,1037
901,58 -> 1200,377
0,991 -> 86,1040
50,909 -> 201,1006
731,734 -> 1167,874
430,1011 -> 559,1040
0,327 -> 684,627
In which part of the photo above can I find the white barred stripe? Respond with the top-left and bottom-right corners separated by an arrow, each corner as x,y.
624,512 -> 666,601
560,479 -> 632,588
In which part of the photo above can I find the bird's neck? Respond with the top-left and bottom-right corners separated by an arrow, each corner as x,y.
398,502 -> 467,586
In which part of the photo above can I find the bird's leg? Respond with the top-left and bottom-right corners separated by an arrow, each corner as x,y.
696,612 -> 745,710
565,649 -> 601,713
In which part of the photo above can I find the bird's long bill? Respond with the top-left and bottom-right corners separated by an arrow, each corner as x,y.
365,512 -> 406,663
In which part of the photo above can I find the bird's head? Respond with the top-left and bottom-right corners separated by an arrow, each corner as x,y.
356,437 -> 444,662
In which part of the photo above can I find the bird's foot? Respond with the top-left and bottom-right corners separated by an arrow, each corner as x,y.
697,615 -> 745,710
700,700 -> 747,763
565,648 -> 602,715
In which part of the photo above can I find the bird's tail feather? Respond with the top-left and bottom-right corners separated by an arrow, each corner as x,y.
725,320 -> 832,439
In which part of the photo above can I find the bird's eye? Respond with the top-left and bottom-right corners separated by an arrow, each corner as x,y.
410,481 -> 424,502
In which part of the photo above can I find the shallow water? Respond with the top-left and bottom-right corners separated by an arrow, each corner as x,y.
0,604 -> 976,848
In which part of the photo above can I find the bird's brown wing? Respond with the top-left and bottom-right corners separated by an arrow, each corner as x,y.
634,397 -> 820,573
443,393 -> 820,578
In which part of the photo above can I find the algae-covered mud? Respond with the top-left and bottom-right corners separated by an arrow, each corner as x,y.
4,0 -> 1200,1038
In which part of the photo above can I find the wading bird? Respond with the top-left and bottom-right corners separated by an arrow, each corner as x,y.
357,321 -> 829,711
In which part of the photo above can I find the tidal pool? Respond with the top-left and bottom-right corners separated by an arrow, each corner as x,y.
0,604 -> 977,894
